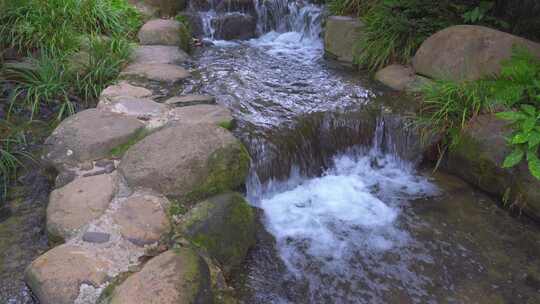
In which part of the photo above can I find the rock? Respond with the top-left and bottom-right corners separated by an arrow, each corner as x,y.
189,0 -> 211,11
112,192 -> 171,246
178,193 -> 256,275
178,12 -> 204,37
108,249 -> 213,304
100,81 -> 153,103
121,63 -> 191,83
82,231 -> 111,244
445,114 -> 540,220
211,13 -> 256,40
165,94 -> 216,106
138,19 -> 183,46
216,0 -> 255,14
97,96 -> 167,120
47,173 -> 118,242
413,25 -> 540,81
25,245 -> 109,304
119,123 -> 250,202
170,104 -> 233,126
43,109 -> 145,169
127,0 -> 160,19
324,16 -> 363,64
132,45 -> 189,64
375,64 -> 432,92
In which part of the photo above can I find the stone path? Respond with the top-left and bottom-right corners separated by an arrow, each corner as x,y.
25,17 -> 255,304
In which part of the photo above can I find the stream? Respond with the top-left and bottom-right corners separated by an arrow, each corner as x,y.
1,0 -> 540,303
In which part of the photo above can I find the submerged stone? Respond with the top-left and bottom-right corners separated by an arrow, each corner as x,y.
165,94 -> 216,106
82,231 -> 111,244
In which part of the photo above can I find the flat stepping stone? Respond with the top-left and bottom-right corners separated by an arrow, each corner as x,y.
138,19 -> 183,46
100,81 -> 152,103
165,94 -> 216,106
121,63 -> 190,83
98,96 -> 167,119
170,104 -> 233,126
108,249 -> 212,304
133,45 -> 189,64
112,192 -> 171,246
25,244 -> 109,304
47,172 -> 118,242
43,109 -> 145,170
119,122 -> 249,201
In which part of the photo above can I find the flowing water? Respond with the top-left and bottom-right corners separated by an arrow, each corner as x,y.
185,0 -> 540,303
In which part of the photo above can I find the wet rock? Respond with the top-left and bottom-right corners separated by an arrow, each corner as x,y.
165,94 -> 216,106
178,192 -> 256,275
97,96 -> 167,120
189,0 -> 211,11
54,170 -> 77,188
25,244 -> 109,304
324,16 -> 363,64
108,249 -> 213,304
375,64 -> 431,92
112,192 -> 171,246
178,12 -> 204,37
132,45 -> 189,64
138,19 -> 184,46
82,231 -> 111,244
119,122 -> 250,202
445,114 -> 540,220
216,0 -> 256,14
170,104 -> 233,126
43,109 -> 145,170
413,25 -> 540,81
99,81 -> 152,103
211,13 -> 256,40
47,173 -> 118,242
121,63 -> 191,83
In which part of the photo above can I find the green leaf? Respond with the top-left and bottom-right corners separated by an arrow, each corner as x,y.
528,131 -> 540,149
520,104 -> 536,116
527,151 -> 540,180
522,116 -> 537,132
502,148 -> 524,168
496,111 -> 525,122
511,132 -> 530,144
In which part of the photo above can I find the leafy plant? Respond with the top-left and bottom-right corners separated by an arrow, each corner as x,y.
0,119 -> 33,199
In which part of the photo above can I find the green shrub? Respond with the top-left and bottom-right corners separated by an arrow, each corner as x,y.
0,119 -> 33,199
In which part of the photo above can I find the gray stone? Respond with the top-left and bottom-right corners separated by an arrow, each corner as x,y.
121,63 -> 191,83
413,25 -> 540,81
82,231 -> 111,244
324,16 -> 363,64
375,64 -> 432,92
100,81 -> 153,103
169,104 -> 233,126
108,249 -> 212,304
164,94 -> 216,106
119,122 -> 250,202
25,245 -> 109,304
132,45 -> 189,64
98,96 -> 167,119
216,0 -> 255,13
178,12 -> 204,37
138,19 -> 183,46
47,173 -> 118,242
43,109 -> 145,169
211,13 -> 256,40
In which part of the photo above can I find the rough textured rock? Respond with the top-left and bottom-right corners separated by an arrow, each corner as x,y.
121,63 -> 191,83
112,192 -> 171,246
413,25 -> 540,81
108,249 -> 213,304
47,173 -> 118,242
375,64 -> 431,92
178,12 -> 204,37
216,0 -> 255,13
119,123 -> 250,201
100,81 -> 152,103
211,13 -> 256,40
445,114 -> 540,220
98,96 -> 167,120
132,45 -> 189,64
25,245 -> 109,304
165,94 -> 216,106
43,109 -> 144,169
170,104 -> 233,126
178,193 -> 256,275
138,19 -> 183,46
324,16 -> 363,64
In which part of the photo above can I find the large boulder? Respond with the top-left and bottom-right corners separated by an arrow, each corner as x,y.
324,16 -> 363,64
132,45 -> 189,64
119,123 -> 250,202
47,173 -> 118,242
25,245 -> 109,304
138,19 -> 184,46
42,109 -> 144,170
445,114 -> 540,220
211,13 -> 256,40
177,193 -> 256,275
413,25 -> 540,81
108,249 -> 213,304
178,12 -> 204,38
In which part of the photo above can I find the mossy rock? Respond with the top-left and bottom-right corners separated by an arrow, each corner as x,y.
177,192 -> 256,276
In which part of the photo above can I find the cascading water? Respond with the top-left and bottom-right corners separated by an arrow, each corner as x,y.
182,1 -> 540,303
